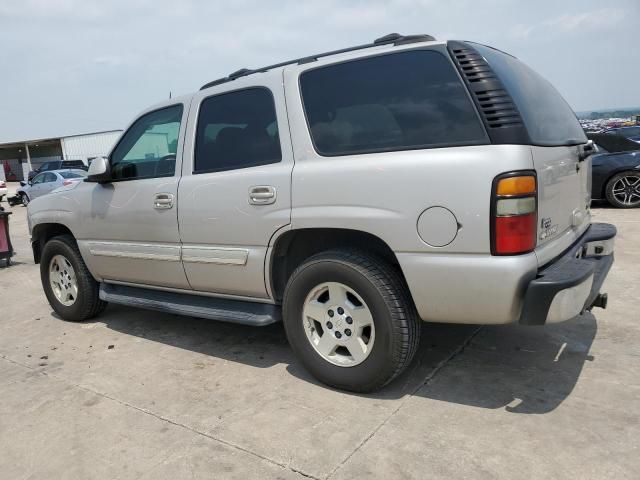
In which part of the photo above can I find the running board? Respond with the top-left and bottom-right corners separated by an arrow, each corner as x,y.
99,283 -> 280,326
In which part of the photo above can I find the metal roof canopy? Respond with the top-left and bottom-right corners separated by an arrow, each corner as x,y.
0,130 -> 122,150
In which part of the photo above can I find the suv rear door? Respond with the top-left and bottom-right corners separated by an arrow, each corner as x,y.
469,43 -> 591,266
178,76 -> 293,298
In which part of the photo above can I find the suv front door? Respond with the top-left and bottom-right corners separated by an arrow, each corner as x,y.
178,80 -> 293,298
75,103 -> 191,289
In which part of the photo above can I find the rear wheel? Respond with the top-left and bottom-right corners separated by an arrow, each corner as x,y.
605,171 -> 640,208
40,235 -> 107,321
283,249 -> 420,392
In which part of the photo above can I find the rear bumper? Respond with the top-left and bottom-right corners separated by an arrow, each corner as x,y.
519,223 -> 616,325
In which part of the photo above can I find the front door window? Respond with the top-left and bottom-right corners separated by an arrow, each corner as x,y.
109,105 -> 183,181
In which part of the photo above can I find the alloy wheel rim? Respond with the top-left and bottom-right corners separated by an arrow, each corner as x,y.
612,175 -> 640,206
302,281 -> 375,367
49,254 -> 78,307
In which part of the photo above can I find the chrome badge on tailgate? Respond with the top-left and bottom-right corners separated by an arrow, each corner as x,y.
540,217 -> 558,241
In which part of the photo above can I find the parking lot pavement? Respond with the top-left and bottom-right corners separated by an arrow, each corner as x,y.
0,202 -> 638,480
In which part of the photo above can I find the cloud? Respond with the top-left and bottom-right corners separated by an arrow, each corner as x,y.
510,7 -> 625,39
544,8 -> 625,31
0,0 -> 638,142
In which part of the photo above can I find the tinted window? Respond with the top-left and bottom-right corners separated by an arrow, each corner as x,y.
620,126 -> 640,137
110,105 -> 183,181
194,88 -> 281,173
63,160 -> 86,168
60,171 -> 87,179
471,43 -> 586,146
300,50 -> 487,156
588,133 -> 640,153
43,172 -> 57,183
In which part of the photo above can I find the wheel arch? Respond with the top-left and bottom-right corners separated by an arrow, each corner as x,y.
268,228 -> 406,302
31,223 -> 75,264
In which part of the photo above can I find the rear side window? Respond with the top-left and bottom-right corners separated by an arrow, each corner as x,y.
471,43 -> 587,146
300,50 -> 487,156
194,88 -> 282,173
60,171 -> 87,179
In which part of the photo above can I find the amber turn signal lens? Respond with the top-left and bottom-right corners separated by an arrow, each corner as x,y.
496,176 -> 536,196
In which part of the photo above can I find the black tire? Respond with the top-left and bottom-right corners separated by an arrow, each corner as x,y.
605,171 -> 640,208
20,192 -> 29,207
283,249 -> 420,392
40,235 -> 107,321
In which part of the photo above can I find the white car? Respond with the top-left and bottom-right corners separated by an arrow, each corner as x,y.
17,169 -> 87,205
0,180 -> 7,202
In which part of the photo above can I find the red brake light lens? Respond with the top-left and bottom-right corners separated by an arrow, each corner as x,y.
492,173 -> 537,255
63,180 -> 73,186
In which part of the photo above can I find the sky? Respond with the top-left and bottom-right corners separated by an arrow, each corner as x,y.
0,0 -> 638,143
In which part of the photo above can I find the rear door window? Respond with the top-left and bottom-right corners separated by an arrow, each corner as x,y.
299,50 -> 488,156
470,43 -> 587,146
194,88 -> 282,173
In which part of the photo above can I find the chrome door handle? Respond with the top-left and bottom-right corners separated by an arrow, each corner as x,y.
154,193 -> 174,209
249,186 -> 276,205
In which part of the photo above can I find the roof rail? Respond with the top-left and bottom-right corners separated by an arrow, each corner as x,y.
199,33 -> 436,90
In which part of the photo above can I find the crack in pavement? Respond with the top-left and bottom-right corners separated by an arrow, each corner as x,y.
0,325 -> 481,480
0,353 -> 320,480
326,326 -> 482,480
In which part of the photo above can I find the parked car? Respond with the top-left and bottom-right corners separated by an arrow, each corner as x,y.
18,169 -> 87,205
589,142 -> 640,208
602,126 -> 640,144
28,159 -> 87,181
27,34 -> 615,392
0,180 -> 7,202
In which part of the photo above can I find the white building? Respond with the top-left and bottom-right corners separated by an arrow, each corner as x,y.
0,130 -> 122,182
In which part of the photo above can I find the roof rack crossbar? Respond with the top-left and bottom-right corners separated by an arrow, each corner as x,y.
199,33 -> 435,90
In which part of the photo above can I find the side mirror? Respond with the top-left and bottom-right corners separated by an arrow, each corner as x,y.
86,157 -> 111,182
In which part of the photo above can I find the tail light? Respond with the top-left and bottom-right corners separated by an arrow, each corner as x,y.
491,172 -> 537,255
63,180 -> 73,186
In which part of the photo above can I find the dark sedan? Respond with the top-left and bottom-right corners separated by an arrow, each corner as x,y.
589,134 -> 640,208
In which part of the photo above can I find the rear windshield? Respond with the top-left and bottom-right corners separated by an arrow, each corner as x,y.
300,50 -> 488,156
471,43 -> 587,146
60,171 -> 87,179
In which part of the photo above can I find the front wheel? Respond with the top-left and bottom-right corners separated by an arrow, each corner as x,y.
605,171 -> 640,208
40,235 -> 107,321
20,193 -> 30,206
283,250 -> 420,392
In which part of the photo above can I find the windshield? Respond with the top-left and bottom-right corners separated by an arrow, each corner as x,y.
621,126 -> 640,136
471,43 -> 587,146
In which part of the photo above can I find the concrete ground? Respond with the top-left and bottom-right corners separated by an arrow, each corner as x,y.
0,186 -> 638,479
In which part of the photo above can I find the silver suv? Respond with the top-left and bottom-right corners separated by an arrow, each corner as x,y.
28,34 -> 616,392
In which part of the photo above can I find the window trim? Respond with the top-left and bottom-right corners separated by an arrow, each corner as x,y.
193,86 -> 283,175
297,47 -> 489,158
107,103 -> 184,183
